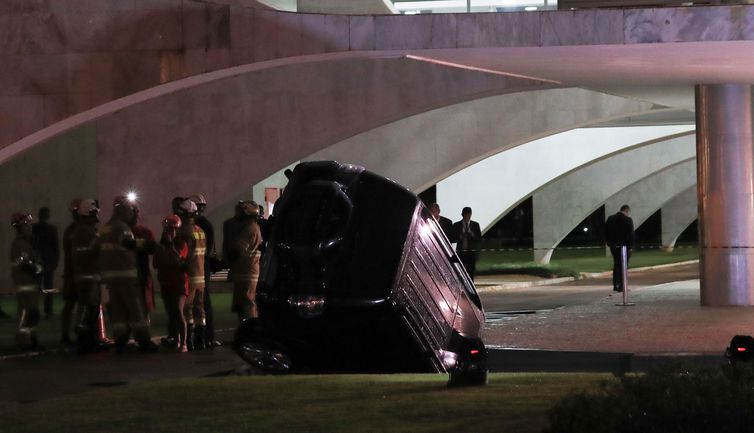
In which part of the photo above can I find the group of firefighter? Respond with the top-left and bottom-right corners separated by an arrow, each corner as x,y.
9,195 -> 264,353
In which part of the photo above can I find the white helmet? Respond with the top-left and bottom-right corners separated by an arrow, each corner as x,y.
188,194 -> 207,206
77,199 -> 100,217
178,199 -> 198,215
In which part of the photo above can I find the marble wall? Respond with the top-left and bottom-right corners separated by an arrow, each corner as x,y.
4,2 -> 754,150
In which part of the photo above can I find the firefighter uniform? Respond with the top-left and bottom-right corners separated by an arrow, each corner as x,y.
178,221 -> 206,348
98,214 -> 156,351
71,205 -> 103,352
230,218 -> 262,320
10,214 -> 42,349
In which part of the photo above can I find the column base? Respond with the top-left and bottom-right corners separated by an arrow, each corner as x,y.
700,248 -> 754,306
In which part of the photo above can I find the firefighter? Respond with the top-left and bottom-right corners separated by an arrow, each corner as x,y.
71,199 -> 108,353
98,196 -> 157,353
176,199 -> 207,350
153,215 -> 189,352
10,213 -> 43,350
60,199 -> 82,345
189,194 -> 220,347
229,201 -> 262,321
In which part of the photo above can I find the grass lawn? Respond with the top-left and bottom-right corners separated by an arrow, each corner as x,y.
477,245 -> 698,276
0,373 -> 612,433
0,286 -> 240,356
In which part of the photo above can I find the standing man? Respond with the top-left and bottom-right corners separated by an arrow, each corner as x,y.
605,204 -> 635,293
453,207 -> 482,280
176,199 -> 207,350
71,199 -> 107,353
10,213 -> 43,350
229,201 -> 262,321
98,196 -> 157,353
60,199 -> 82,345
189,194 -> 220,348
429,203 -> 454,241
32,207 -> 59,319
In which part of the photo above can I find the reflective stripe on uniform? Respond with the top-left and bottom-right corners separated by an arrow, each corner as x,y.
101,269 -> 138,279
192,231 -> 205,240
17,285 -> 37,293
194,247 -> 206,255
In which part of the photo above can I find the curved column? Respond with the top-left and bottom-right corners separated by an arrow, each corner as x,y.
661,187 -> 697,251
306,88 -> 660,192
696,84 -> 754,306
533,133 -> 695,263
434,125 -> 691,231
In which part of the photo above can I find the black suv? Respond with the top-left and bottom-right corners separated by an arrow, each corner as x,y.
234,161 -> 487,386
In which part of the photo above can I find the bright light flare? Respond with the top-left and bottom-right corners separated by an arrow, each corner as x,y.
126,191 -> 138,203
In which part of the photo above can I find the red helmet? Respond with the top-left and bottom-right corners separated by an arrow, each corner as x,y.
10,213 -> 32,227
162,214 -> 182,229
68,199 -> 82,213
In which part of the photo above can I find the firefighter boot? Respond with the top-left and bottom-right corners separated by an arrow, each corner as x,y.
194,325 -> 206,350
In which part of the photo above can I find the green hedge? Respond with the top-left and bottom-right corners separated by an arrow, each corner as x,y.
545,364 -> 754,433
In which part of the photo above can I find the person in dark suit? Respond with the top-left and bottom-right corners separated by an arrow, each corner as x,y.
429,203 -> 454,241
453,207 -> 482,280
604,204 -> 635,292
32,207 -> 59,319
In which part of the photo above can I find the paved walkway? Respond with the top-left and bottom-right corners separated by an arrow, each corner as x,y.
484,278 -> 752,355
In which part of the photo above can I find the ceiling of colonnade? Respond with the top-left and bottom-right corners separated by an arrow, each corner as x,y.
405,40 -> 754,111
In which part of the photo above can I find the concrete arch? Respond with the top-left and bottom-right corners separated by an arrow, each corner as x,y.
434,125 -> 692,232
306,88 -> 661,192
532,133 -> 695,263
604,159 -> 696,231
661,187 -> 698,251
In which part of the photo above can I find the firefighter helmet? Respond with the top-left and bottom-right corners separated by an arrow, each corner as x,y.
10,213 -> 32,227
162,214 -> 182,229
68,199 -> 82,214
77,199 -> 100,217
240,200 -> 259,217
178,199 -> 197,215
188,194 -> 207,206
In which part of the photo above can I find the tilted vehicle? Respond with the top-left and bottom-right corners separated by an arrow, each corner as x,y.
234,161 -> 488,386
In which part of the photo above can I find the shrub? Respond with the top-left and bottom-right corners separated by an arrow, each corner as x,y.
545,364 -> 754,433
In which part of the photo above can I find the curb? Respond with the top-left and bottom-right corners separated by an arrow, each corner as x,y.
475,259 -> 699,293
476,276 -> 576,292
580,259 -> 699,279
